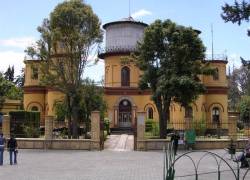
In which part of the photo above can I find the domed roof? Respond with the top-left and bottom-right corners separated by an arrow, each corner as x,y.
103,16 -> 148,29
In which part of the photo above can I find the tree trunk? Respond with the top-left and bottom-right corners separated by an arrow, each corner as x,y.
66,95 -> 72,139
159,110 -> 168,139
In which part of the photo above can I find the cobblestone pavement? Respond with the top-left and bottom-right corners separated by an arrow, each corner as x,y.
0,142 -> 250,180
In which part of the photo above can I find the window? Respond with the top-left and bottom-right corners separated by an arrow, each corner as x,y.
147,107 -> 154,119
213,68 -> 219,80
121,66 -> 130,86
31,106 -> 39,111
31,67 -> 38,80
212,107 -> 220,123
185,106 -> 193,118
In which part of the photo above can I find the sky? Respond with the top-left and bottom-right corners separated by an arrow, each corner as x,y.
0,0 -> 249,81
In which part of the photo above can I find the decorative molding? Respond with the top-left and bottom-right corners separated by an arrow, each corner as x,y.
208,102 -> 225,112
205,86 -> 228,94
104,87 -> 151,95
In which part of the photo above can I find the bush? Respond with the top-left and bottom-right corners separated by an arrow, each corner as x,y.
145,119 -> 154,132
237,121 -> 244,130
9,110 -> 40,138
192,118 -> 206,136
104,118 -> 110,135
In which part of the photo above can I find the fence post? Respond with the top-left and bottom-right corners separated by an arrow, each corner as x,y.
45,115 -> 53,140
228,116 -> 237,141
136,111 -> 146,151
2,115 -> 10,138
91,111 -> 100,150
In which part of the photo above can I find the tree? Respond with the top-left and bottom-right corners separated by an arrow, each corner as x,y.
15,68 -> 25,87
228,67 -> 241,110
237,96 -> 250,126
25,0 -> 102,138
221,0 -> 250,35
135,19 -> 213,138
0,72 -> 23,110
4,65 -> 15,82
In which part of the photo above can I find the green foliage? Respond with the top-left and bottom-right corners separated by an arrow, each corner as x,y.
104,118 -> 110,135
221,1 -> 250,36
4,65 -> 15,82
237,96 -> 250,125
135,19 -> 209,138
9,111 -> 40,138
192,118 -> 206,136
0,72 -> 23,110
54,101 -> 67,121
24,0 -> 103,138
145,119 -> 159,137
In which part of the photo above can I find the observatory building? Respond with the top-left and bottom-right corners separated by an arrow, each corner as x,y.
22,17 -> 229,133
98,17 -> 229,132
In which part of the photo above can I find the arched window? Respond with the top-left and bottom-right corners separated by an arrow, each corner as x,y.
185,106 -> 193,118
147,107 -> 154,119
212,107 -> 220,123
31,106 -> 39,111
121,66 -> 130,86
213,68 -> 219,80
31,67 -> 38,80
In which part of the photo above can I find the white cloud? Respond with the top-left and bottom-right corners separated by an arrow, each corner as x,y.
0,37 -> 36,49
0,51 -> 25,76
131,9 -> 152,19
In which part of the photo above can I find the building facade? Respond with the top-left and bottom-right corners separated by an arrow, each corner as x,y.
23,17 -> 228,132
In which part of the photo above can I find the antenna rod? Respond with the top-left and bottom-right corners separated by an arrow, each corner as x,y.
129,0 -> 131,17
211,24 -> 214,60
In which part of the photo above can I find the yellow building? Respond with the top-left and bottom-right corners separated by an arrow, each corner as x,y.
23,17 -> 228,133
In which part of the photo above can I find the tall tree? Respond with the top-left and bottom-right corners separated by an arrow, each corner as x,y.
4,65 -> 15,82
25,0 -> 102,138
15,68 -> 25,87
0,72 -> 23,110
228,68 -> 241,110
135,19 -> 213,138
221,0 -> 250,36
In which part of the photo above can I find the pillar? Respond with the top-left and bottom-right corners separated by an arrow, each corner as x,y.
114,106 -> 118,127
91,111 -> 100,150
136,111 -> 146,150
132,106 -> 137,128
45,115 -> 53,140
228,116 -> 237,141
2,115 -> 10,138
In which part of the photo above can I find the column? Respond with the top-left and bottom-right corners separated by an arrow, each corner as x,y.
136,111 -> 146,150
2,115 -> 10,138
91,111 -> 100,150
228,116 -> 237,141
45,115 -> 53,140
132,106 -> 137,128
114,106 -> 118,127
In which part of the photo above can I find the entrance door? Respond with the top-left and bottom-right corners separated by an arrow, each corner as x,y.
119,100 -> 132,128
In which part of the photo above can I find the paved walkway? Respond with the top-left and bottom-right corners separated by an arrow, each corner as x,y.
104,134 -> 134,151
0,148 -> 249,180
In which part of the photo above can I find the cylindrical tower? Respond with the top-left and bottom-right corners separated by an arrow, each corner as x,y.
98,17 -> 147,59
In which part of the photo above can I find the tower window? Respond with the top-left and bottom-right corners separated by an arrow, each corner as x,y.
31,67 -> 38,80
121,66 -> 130,86
213,68 -> 219,80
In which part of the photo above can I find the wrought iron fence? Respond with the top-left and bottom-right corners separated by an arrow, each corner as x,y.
52,120 -> 90,139
145,121 -> 250,140
164,143 -> 250,180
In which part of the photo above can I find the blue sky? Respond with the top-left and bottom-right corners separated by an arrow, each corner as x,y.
0,0 -> 249,81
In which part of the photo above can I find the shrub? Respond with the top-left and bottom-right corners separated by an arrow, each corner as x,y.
145,119 -> 154,132
9,110 -> 40,138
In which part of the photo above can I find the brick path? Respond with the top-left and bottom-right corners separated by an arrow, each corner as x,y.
104,134 -> 134,151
